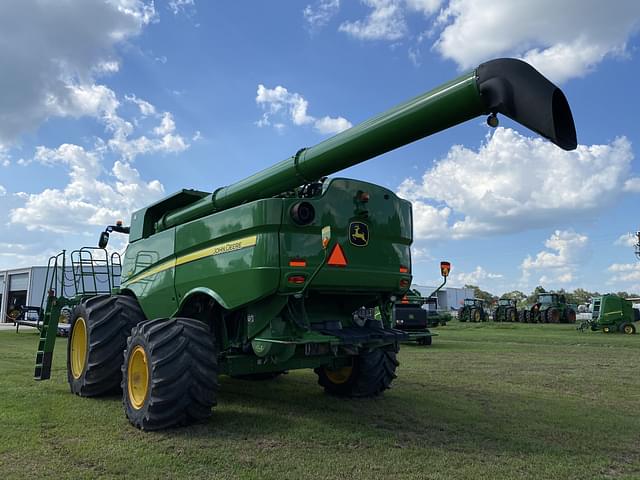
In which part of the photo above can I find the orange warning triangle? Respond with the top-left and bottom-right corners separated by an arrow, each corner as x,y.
327,243 -> 348,266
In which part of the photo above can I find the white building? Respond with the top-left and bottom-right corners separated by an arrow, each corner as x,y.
411,284 -> 475,311
1,265 -> 118,322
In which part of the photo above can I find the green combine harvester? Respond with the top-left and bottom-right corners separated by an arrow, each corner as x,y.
33,58 -> 577,430
578,294 -> 639,334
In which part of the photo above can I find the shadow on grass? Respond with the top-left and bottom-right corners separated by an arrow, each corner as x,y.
164,371 -> 637,464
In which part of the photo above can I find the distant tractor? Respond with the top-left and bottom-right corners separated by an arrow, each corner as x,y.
578,294 -> 639,334
494,298 -> 518,322
519,293 -> 576,324
459,298 -> 488,323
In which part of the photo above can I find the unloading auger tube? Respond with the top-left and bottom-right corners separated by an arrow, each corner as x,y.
154,58 -> 577,232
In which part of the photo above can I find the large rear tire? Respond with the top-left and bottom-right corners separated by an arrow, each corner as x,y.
471,308 -> 481,323
67,295 -> 145,397
565,309 -> 577,323
315,348 -> 398,397
122,318 -> 218,430
547,308 -> 561,323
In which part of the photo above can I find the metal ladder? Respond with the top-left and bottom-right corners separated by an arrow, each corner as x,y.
34,251 -> 74,380
34,248 -> 121,380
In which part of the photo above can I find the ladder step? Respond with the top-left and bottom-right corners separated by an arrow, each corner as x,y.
33,351 -> 53,380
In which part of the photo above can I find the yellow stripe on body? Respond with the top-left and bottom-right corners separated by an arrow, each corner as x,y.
122,235 -> 258,286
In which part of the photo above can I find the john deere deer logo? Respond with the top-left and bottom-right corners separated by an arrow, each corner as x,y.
349,222 -> 369,246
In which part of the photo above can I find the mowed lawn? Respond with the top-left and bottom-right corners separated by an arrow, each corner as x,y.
1,322 -> 638,480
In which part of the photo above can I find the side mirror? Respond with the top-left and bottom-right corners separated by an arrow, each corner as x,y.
98,231 -> 110,249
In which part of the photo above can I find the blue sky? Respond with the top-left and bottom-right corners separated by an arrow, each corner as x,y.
1,0 -> 640,295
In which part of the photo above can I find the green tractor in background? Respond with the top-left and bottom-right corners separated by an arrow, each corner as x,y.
536,292 -> 577,323
31,58 -> 577,430
519,292 -> 576,323
578,294 -> 639,334
493,298 -> 518,322
459,298 -> 489,323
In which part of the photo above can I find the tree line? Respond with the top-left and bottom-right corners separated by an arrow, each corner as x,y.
464,285 -> 639,307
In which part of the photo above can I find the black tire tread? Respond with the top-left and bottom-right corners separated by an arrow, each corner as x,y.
315,349 -> 398,398
122,318 -> 218,430
68,294 -> 145,397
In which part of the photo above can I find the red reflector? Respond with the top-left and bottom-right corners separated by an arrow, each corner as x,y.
289,260 -> 306,267
399,279 -> 410,288
401,295 -> 409,304
288,275 -> 306,284
399,266 -> 409,273
327,244 -> 348,267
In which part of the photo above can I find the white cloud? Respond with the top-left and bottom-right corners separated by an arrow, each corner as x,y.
398,128 -> 634,240
338,1 -> 640,82
0,185 -> 6,197
168,0 -> 195,15
615,233 -> 638,248
451,266 -> 503,286
304,0 -> 340,31
521,230 -> 589,286
10,144 -> 164,234
256,84 -> 352,135
433,0 -> 640,83
608,262 -> 640,284
405,0 -> 442,16
411,202 -> 451,240
314,116 -> 352,135
623,177 -> 640,193
0,144 -> 10,166
339,0 -> 407,41
125,94 -> 156,116
0,0 -> 155,143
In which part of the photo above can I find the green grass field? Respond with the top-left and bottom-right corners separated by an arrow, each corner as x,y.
1,322 -> 638,479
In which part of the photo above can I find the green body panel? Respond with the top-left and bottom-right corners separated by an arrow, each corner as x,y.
120,228 -> 177,319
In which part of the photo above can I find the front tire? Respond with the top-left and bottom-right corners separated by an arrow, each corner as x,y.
417,334 -> 432,346
122,318 -> 218,430
315,348 -> 398,397
68,295 -> 145,397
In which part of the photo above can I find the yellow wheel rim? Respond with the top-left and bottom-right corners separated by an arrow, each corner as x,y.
603,327 -> 610,333
624,325 -> 633,334
127,346 -> 149,409
473,310 -> 481,322
324,365 -> 353,385
70,317 -> 88,379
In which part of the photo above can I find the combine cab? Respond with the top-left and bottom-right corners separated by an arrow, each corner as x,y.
32,58 -> 577,430
459,298 -> 488,323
